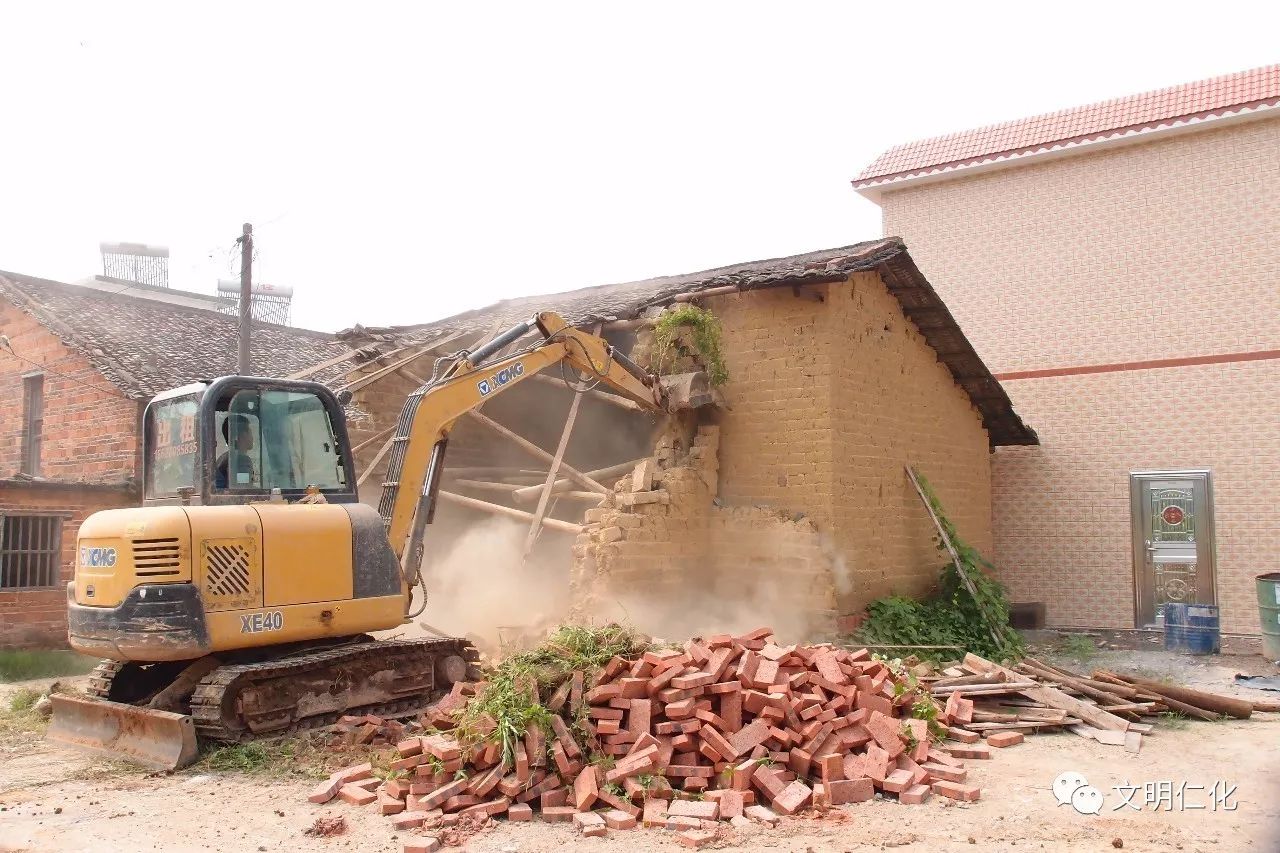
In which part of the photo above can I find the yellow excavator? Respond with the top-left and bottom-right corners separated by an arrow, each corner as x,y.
48,312 -> 696,769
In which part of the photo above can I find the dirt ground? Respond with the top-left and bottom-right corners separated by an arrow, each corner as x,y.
2,648 -> 1278,853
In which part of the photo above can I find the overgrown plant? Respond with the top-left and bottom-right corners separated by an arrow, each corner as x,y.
455,624 -> 648,766
652,305 -> 729,386
857,473 -> 1025,662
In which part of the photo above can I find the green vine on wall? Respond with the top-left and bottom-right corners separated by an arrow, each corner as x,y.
857,473 -> 1026,662
652,305 -> 729,386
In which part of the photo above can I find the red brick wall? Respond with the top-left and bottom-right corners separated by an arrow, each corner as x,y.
0,484 -> 135,647
0,304 -> 140,481
0,303 -> 142,647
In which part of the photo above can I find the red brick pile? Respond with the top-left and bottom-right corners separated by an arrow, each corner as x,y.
308,627 -> 1001,849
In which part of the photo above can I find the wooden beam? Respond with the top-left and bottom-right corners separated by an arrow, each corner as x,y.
465,411 -> 607,494
349,424 -> 396,455
356,436 -> 396,488
342,344 -> 440,393
450,479 -> 522,493
512,458 -> 641,503
286,347 -> 363,381
523,387 -> 584,558
437,490 -> 582,533
526,372 -> 643,412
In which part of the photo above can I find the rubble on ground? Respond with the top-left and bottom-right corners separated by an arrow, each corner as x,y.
303,626 -> 1277,851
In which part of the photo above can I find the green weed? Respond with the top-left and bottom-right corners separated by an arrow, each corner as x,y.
1058,634 -> 1097,662
0,650 -> 98,683
856,471 -> 1025,662
652,305 -> 729,386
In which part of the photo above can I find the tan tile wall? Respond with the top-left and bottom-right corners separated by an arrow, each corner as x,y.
880,117 -> 1280,633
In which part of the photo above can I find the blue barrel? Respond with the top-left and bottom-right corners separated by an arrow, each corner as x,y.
1163,603 -> 1221,655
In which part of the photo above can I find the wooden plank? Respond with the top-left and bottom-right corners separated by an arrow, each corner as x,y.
437,490 -> 582,533
523,386 -> 585,559
964,653 -> 1130,734
465,411 -> 607,494
1098,671 -> 1253,720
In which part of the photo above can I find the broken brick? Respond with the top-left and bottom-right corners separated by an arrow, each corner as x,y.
677,829 -> 716,848
508,803 -> 533,822
900,783 -> 932,804
308,776 -> 343,804
932,780 -> 982,801
771,780 -> 813,815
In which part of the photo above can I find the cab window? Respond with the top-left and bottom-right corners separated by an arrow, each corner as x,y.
213,389 -> 347,492
146,395 -> 199,498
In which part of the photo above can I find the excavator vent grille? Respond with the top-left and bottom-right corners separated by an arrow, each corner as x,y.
132,537 -> 181,577
205,543 -> 251,597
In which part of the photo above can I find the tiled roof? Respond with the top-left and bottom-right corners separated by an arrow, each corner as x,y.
855,64 -> 1280,188
0,271 -> 352,399
338,238 -> 1038,447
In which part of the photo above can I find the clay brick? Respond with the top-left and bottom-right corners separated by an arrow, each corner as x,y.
420,779 -> 469,810
668,799 -> 719,820
573,766 -> 599,810
827,777 -> 874,805
628,698 -> 652,738
541,786 -> 569,809
946,726 -> 981,743
882,769 -> 914,793
542,806 -> 577,822
816,752 -> 843,783
508,803 -> 533,822
728,719 -> 772,757
900,783 -> 932,805
744,804 -> 779,825
392,810 -> 432,829
699,724 -> 737,761
922,762 -> 967,783
865,710 -> 906,758
573,810 -> 606,831
338,783 -> 377,806
403,839 -> 441,853
771,780 -> 812,815
308,776 -> 343,804
986,731 -> 1025,748
441,794 -> 481,813
333,762 -> 373,784
642,798 -> 670,828
677,829 -> 716,848
460,797 -> 509,818
940,742 -> 991,760
706,789 -> 746,819
932,780 -> 981,801
604,808 -> 637,829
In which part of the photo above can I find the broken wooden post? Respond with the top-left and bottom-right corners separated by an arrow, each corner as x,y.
522,387 -> 585,559
511,459 -> 642,503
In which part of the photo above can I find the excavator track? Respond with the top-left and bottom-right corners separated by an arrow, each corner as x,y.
189,637 -> 479,743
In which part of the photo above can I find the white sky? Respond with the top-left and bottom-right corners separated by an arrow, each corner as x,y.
2,2 -> 1276,332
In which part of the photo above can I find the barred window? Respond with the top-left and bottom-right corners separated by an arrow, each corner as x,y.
0,514 -> 63,589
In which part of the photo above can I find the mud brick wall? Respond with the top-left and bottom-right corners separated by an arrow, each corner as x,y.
880,117 -> 1280,633
575,273 -> 994,635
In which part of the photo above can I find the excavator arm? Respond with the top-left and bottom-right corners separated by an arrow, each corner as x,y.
377,312 -> 670,588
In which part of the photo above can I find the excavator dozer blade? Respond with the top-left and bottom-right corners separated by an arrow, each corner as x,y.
659,371 -> 718,411
47,693 -> 199,771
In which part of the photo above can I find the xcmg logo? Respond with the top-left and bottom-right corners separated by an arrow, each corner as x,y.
476,361 -> 525,397
79,547 -> 118,568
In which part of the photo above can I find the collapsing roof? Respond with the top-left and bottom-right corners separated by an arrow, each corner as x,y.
0,271 -> 352,399
339,238 -> 1038,447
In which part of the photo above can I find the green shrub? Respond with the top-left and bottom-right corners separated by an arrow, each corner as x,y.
652,305 -> 729,386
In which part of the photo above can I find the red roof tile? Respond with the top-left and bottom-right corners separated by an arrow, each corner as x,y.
855,64 -> 1280,187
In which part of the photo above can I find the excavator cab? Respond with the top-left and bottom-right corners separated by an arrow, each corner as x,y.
142,376 -> 359,507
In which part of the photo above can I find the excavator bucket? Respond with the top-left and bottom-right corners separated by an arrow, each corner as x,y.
659,371 -> 717,411
47,693 -> 199,771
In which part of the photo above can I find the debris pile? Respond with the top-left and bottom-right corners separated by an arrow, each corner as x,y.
309,626 -> 988,848
306,628 -> 1276,851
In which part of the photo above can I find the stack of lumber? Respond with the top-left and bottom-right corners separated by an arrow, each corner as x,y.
922,653 -> 1279,752
308,627 -> 998,849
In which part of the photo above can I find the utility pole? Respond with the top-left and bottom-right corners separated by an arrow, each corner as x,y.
236,222 -> 253,375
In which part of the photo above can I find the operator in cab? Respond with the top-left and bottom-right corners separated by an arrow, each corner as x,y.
214,413 -> 258,489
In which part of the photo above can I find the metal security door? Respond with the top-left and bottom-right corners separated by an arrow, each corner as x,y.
1131,471 -> 1216,627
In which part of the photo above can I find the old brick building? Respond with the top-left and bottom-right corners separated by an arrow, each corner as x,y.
855,65 -> 1280,634
327,239 -> 1035,639
0,271 -> 349,647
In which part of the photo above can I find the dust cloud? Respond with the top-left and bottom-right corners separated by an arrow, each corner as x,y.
408,516 -> 571,653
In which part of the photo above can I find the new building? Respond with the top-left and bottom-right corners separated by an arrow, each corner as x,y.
855,65 -> 1280,634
